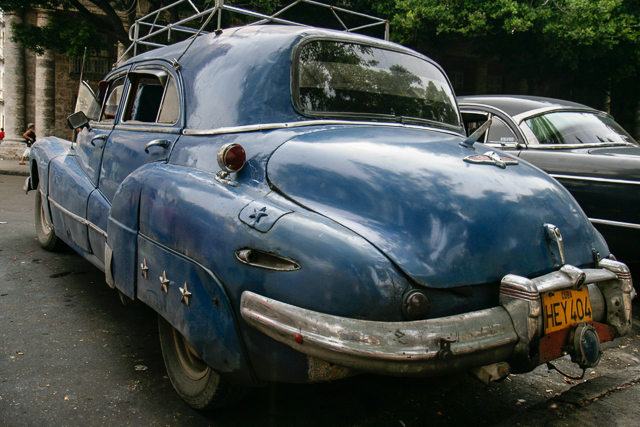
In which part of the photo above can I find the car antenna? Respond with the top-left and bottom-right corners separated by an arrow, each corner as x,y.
460,114 -> 492,150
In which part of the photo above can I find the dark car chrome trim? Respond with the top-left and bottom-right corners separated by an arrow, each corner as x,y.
48,197 -> 108,238
511,107 -> 600,124
551,174 -> 640,186
183,120 -> 464,137
527,142 -> 635,150
590,218 -> 640,230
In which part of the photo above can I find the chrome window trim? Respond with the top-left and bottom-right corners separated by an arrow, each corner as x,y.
183,119 -> 465,137
511,107 -> 599,124
551,173 -> 640,186
589,218 -> 640,230
48,197 -> 108,238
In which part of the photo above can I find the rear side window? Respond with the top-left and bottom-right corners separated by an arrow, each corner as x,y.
123,71 -> 179,124
295,40 -> 459,128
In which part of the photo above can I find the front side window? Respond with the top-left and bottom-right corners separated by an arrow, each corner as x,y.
123,72 -> 179,124
75,81 -> 101,121
295,40 -> 460,128
523,111 -> 636,146
100,78 -> 125,123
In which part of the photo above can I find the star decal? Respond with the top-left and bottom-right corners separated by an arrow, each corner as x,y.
179,282 -> 193,306
159,271 -> 171,294
140,259 -> 149,280
249,207 -> 268,226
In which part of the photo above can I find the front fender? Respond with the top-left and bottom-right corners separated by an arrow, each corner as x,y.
27,136 -> 72,194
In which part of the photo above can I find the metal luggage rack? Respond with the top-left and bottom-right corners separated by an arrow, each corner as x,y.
117,0 -> 389,68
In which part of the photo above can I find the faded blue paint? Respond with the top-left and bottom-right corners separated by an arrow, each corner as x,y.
27,25 -> 614,387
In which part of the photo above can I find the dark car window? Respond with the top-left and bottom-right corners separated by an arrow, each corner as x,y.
461,113 -> 517,144
523,111 -> 636,145
100,77 -> 125,123
487,117 -> 518,144
123,73 -> 179,124
296,41 -> 459,127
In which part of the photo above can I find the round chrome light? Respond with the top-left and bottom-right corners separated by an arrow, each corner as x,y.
402,290 -> 430,320
217,143 -> 246,173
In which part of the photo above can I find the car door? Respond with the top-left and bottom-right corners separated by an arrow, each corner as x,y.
98,65 -> 182,203
47,76 -> 127,258
75,76 -> 126,186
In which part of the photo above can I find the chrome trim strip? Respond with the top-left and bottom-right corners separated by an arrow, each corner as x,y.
551,174 -> 640,186
114,124 -> 181,134
526,142 -> 635,150
48,197 -> 108,238
183,120 -> 464,137
88,123 -> 115,130
589,218 -> 640,230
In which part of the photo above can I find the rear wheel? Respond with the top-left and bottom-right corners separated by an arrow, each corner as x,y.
34,184 -> 63,251
158,315 -> 249,409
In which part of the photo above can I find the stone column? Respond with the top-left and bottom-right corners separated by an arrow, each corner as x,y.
35,10 -> 55,138
3,12 -> 26,151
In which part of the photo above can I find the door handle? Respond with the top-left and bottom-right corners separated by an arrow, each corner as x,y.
90,135 -> 107,147
145,139 -> 171,153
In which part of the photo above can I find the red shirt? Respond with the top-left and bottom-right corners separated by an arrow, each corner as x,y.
0,131 -> 5,140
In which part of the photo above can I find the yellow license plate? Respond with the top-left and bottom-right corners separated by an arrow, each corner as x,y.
542,287 -> 593,334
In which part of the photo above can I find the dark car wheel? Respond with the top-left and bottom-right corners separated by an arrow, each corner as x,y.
35,185 -> 63,251
158,315 -> 249,409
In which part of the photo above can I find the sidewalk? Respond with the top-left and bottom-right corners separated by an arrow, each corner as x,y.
0,158 -> 30,177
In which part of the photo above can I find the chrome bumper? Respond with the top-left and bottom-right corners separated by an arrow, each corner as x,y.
240,259 -> 634,377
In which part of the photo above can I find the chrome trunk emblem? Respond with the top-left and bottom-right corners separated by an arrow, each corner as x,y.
464,151 -> 518,169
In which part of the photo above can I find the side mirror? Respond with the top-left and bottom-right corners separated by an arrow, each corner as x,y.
67,111 -> 89,130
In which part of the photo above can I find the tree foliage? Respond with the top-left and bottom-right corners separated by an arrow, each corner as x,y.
389,0 -> 640,80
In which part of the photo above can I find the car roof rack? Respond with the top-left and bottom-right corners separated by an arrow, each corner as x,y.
117,0 -> 390,69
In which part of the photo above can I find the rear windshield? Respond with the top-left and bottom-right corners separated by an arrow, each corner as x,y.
295,40 -> 460,128
524,111 -> 637,145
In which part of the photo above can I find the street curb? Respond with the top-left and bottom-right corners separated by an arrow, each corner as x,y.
492,366 -> 640,426
0,169 -> 30,177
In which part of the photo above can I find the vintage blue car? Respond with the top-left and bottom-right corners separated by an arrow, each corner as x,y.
24,19 -> 634,409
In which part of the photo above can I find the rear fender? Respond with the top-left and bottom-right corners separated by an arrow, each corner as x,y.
107,163 -> 258,386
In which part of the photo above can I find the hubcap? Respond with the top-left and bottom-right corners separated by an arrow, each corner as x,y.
39,197 -> 53,235
173,329 -> 209,381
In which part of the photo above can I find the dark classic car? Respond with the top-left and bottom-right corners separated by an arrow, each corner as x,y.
458,95 -> 640,267
24,7 -> 634,409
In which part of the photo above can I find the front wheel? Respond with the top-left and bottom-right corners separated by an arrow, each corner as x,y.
34,184 -> 63,251
158,315 -> 249,409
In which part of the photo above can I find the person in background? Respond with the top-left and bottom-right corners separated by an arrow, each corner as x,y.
20,123 -> 35,165
0,128 -> 5,142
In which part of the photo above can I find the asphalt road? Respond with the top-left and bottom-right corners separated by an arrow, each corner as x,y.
2,173 -> 640,427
